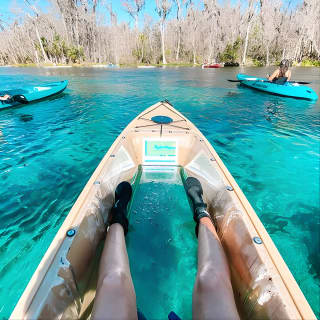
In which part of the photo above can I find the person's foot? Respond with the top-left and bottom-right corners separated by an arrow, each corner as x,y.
109,181 -> 132,235
185,177 -> 211,236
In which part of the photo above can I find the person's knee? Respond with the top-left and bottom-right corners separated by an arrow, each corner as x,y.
101,269 -> 131,288
196,266 -> 228,293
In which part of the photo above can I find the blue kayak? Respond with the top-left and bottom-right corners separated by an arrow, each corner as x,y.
0,80 -> 68,109
237,74 -> 318,101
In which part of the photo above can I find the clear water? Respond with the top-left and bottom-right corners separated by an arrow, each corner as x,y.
0,66 -> 319,318
127,167 -> 197,319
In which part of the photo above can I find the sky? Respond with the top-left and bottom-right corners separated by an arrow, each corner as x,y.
0,0 -> 302,28
0,0 -> 168,27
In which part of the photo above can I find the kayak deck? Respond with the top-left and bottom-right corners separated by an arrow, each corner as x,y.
10,101 -> 316,320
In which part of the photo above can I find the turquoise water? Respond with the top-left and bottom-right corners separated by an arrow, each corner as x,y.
0,66 -> 319,318
127,167 -> 197,319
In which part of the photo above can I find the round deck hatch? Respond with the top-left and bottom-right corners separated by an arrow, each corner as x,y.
151,115 -> 173,124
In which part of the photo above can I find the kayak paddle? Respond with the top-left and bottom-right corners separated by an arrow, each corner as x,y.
228,79 -> 311,85
288,81 -> 311,85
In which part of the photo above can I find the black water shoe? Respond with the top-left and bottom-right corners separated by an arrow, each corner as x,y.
109,181 -> 132,235
185,177 -> 211,236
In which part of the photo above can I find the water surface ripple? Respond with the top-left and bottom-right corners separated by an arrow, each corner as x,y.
0,66 -> 319,318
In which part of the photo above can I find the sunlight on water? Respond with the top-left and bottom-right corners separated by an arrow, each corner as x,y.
0,66 -> 319,318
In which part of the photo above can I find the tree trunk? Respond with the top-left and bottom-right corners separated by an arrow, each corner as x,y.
8,38 -> 18,64
141,42 -> 144,63
294,37 -> 302,62
266,44 -> 269,66
60,12 -> 69,43
208,38 -> 214,63
242,22 -> 251,65
98,32 -> 101,62
175,26 -> 181,61
175,0 -> 181,61
35,49 -> 39,64
312,41 -> 320,58
134,15 -> 138,30
161,22 -> 167,64
34,23 -> 50,63
193,35 -> 196,65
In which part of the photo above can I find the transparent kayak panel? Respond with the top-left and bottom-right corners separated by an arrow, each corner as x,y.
126,166 -> 197,319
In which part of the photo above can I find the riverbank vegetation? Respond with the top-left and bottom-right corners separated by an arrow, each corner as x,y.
0,0 -> 319,67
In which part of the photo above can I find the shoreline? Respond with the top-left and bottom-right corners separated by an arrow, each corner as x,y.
0,62 -> 319,68
0,63 -> 197,68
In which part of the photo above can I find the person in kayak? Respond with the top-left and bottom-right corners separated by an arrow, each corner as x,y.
91,180 -> 240,320
268,59 -> 291,84
0,94 -> 11,101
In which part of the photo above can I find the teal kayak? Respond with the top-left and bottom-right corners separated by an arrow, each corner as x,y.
0,80 -> 68,109
237,74 -> 318,101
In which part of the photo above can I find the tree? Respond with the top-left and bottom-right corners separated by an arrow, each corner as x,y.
203,0 -> 220,63
259,0 -> 282,65
185,3 -> 201,64
0,0 -> 319,66
155,0 -> 172,64
24,0 -> 52,63
122,0 -> 145,29
173,0 -> 187,61
241,0 -> 257,65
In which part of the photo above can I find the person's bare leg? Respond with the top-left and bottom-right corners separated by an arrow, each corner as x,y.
185,177 -> 239,320
92,181 -> 137,320
92,224 -> 137,320
192,217 -> 240,320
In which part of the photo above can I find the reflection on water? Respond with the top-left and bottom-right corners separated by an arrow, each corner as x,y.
0,66 -> 319,318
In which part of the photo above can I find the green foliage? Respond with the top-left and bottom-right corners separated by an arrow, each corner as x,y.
133,48 -> 150,63
40,37 -> 51,58
51,34 -> 68,60
34,34 -> 85,63
133,33 -> 152,63
67,46 -> 85,63
132,48 -> 140,60
138,33 -> 146,43
252,58 -> 264,66
40,37 -> 48,47
219,37 -> 242,62
301,59 -> 320,67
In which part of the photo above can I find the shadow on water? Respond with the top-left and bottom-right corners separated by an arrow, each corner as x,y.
19,114 -> 33,122
225,91 -> 241,97
290,205 -> 320,280
260,203 -> 320,281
